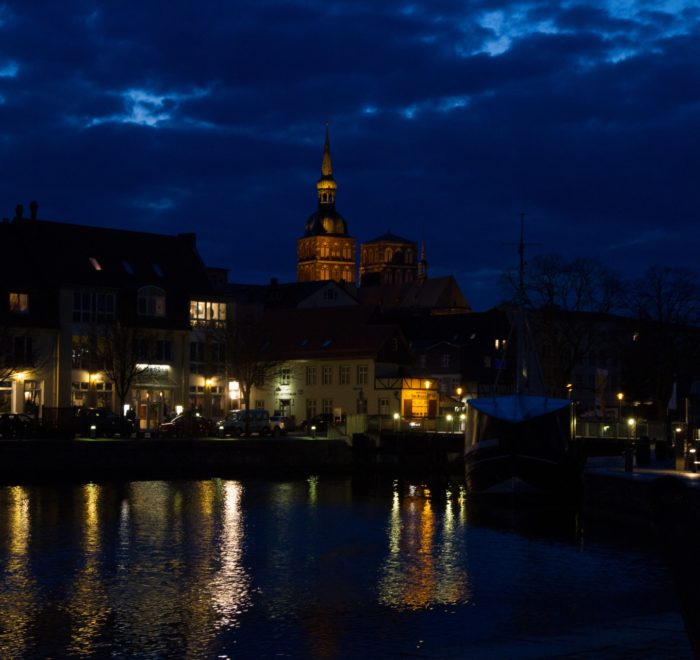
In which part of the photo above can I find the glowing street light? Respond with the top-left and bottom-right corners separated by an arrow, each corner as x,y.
617,392 -> 624,420
446,413 -> 453,433
393,411 -> 400,432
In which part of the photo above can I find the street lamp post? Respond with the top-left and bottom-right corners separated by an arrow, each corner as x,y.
393,412 -> 400,432
446,414 -> 453,434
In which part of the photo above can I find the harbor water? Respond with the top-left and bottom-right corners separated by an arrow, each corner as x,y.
0,475 -> 692,658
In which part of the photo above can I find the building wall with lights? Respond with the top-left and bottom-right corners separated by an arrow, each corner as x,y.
0,209 -> 217,429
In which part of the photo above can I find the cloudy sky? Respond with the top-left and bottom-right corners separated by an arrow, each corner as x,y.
0,1 -> 698,310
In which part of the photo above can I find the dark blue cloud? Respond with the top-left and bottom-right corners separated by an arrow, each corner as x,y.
0,0 -> 698,310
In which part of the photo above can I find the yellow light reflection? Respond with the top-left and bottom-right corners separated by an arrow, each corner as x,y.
67,483 -> 110,657
0,486 -> 35,657
378,485 -> 470,611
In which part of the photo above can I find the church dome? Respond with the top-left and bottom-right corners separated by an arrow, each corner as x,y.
303,208 -> 348,236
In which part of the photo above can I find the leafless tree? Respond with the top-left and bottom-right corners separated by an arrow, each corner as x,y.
503,254 -> 624,396
217,313 -> 282,435
90,322 -> 153,418
624,266 -> 700,418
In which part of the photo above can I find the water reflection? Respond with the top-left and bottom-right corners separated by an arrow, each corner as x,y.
67,483 -> 110,656
0,485 -> 35,657
378,481 -> 472,610
0,477 -> 689,658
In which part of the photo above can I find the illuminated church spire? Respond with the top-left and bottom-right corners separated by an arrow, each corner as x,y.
317,123 -> 337,206
297,125 -> 356,283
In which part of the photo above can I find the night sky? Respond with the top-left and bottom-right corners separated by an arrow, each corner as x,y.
1,1 -> 698,310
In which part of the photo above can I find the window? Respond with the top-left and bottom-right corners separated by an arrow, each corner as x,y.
255,400 -> 265,409
323,288 -> 338,301
379,398 -> 390,415
13,337 -> 33,365
322,398 -> 333,415
306,399 -> 317,419
322,367 -> 332,385
441,354 -> 450,368
306,366 -> 317,386
9,293 -> 28,313
73,291 -> 116,323
190,300 -> 226,326
357,365 -> 368,385
280,368 -> 291,386
138,286 -> 166,317
339,365 -> 350,385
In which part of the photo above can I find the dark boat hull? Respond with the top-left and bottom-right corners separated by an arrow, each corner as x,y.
464,396 -> 581,497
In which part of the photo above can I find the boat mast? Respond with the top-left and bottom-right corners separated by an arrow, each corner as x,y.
515,212 -> 527,395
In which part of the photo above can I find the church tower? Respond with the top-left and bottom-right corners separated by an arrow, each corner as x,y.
296,127 -> 356,283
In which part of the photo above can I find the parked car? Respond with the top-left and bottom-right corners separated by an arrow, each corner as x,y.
269,415 -> 288,436
218,409 -> 271,437
300,413 -> 334,435
158,413 -> 212,438
74,407 -> 135,438
0,412 -> 35,438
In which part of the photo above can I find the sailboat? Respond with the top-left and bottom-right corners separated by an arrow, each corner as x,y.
464,217 -> 581,496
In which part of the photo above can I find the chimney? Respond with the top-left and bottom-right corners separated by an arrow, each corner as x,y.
29,200 -> 38,220
14,204 -> 23,221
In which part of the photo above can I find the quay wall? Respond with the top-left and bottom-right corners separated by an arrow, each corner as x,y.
0,438 -> 354,481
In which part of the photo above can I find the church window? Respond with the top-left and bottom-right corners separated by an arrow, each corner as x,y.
320,266 -> 330,280
321,245 -> 330,258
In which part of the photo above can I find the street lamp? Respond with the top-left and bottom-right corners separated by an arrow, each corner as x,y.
617,392 -> 624,419
627,417 -> 636,441
446,413 -> 453,433
393,411 -> 400,432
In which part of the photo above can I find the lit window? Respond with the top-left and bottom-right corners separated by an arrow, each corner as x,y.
189,300 -> 227,326
9,292 -> 28,313
138,286 -> 166,317
89,257 -> 102,271
280,368 -> 291,386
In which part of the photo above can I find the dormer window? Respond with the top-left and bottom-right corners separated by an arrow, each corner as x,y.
89,257 -> 102,271
9,292 -> 28,313
138,286 -> 166,317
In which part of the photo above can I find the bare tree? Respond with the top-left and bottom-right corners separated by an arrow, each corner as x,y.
91,322 -> 152,418
218,313 -> 282,435
503,254 -> 624,396
624,266 -> 700,418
